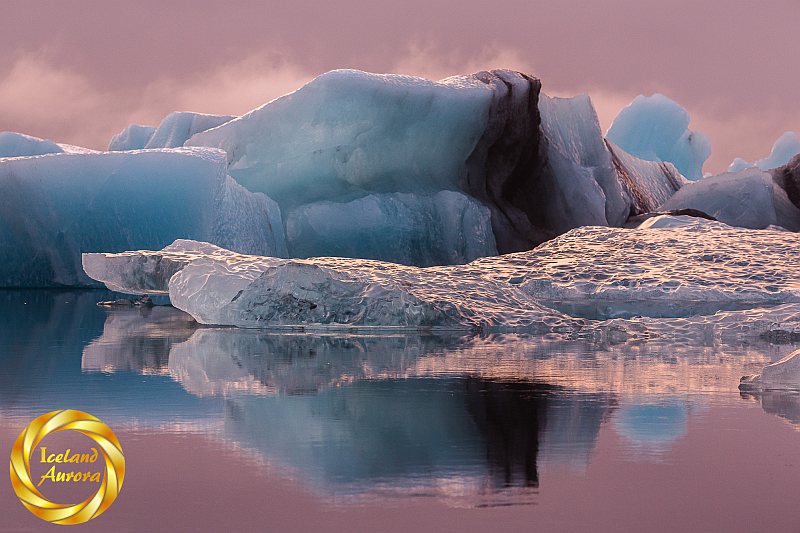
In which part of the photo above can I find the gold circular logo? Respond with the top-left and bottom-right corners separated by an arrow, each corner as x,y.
9,410 -> 125,525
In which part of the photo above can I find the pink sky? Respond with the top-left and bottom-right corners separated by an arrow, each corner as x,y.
1,0 -> 798,172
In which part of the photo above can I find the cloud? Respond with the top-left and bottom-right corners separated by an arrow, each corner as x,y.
133,56 -> 316,125
1,47 -> 796,174
0,53 -> 317,150
0,53 -> 129,148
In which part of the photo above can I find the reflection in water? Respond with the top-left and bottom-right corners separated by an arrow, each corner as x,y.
741,391 -> 800,430
465,379 -> 549,488
2,290 -> 799,508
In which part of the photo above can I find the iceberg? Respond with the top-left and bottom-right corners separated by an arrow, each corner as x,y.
285,190 -> 496,265
659,167 -> 800,230
0,148 -> 286,287
186,69 -> 684,256
108,112 -> 234,152
85,218 -> 800,335
740,349 -> 800,391
145,111 -> 235,149
108,124 -> 156,151
606,93 -> 711,180
727,132 -> 800,172
0,131 -> 64,158
0,131 -> 95,158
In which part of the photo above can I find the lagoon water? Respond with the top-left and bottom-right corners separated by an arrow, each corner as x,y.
1,290 -> 799,532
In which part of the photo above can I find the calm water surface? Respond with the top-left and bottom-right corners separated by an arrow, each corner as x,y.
0,290 -> 799,532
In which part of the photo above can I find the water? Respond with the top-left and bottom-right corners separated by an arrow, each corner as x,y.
1,290 -> 799,532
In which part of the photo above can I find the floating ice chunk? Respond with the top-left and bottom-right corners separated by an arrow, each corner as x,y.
658,167 -> 800,230
285,191 -> 496,265
108,124 -> 156,151
635,214 -> 708,229
740,349 -> 800,391
727,132 -> 800,172
86,216 -> 800,331
1,148 -> 286,287
145,111 -> 235,149
84,240 -> 575,331
513,220 -> 800,318
0,131 -> 64,158
607,94 -> 711,180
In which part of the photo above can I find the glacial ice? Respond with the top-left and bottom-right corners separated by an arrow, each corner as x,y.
727,132 -> 800,172
606,94 -> 711,180
0,131 -> 64,158
108,124 -> 156,151
537,94 -> 627,229
659,167 -> 800,230
285,190 -> 497,265
84,218 -> 800,337
145,111 -> 235,149
1,148 -> 285,287
186,69 -> 684,256
186,69 -> 492,205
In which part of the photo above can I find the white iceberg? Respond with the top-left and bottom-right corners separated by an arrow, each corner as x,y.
658,167 -> 800,230
740,349 -> 800,391
1,148 -> 286,287
727,132 -> 800,172
606,93 -> 711,180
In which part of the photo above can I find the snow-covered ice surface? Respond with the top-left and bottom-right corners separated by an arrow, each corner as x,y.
606,94 -> 711,180
84,217 -> 800,341
659,167 -> 800,230
1,148 -> 286,287
728,132 -> 800,172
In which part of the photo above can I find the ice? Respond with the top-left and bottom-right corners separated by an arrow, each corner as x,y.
1,148 -> 285,287
740,349 -> 800,391
186,69 -> 492,206
0,131 -> 64,158
108,124 -> 156,151
85,220 -> 800,336
606,94 -> 711,180
145,111 -> 235,149
727,132 -> 800,172
285,190 -> 496,265
658,167 -> 800,230
537,94 -> 626,229
606,140 -> 687,212
186,69 -> 684,255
